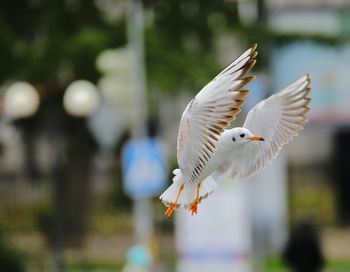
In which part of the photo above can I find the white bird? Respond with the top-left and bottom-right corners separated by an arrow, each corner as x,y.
160,44 -> 311,217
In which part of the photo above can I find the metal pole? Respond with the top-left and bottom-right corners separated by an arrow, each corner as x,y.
126,0 -> 154,247
127,0 -> 148,138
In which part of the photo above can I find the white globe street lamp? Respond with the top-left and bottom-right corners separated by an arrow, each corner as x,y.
4,81 -> 40,119
63,80 -> 101,117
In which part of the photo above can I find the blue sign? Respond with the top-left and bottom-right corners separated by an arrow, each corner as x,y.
122,138 -> 167,198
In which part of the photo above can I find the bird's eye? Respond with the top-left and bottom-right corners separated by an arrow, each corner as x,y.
240,133 -> 245,138
232,137 -> 236,142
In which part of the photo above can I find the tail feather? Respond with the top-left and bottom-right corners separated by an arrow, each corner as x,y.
159,168 -> 217,210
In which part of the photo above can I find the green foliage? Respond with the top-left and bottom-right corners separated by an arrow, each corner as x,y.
266,256 -> 350,272
0,231 -> 26,272
145,0 -> 240,94
0,0 -> 125,85
66,259 -> 123,271
1,0 -> 347,97
0,0 -> 252,97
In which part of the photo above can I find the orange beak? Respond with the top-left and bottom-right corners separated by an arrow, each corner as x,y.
248,135 -> 265,141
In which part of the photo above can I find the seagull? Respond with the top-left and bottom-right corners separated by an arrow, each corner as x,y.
160,44 -> 311,217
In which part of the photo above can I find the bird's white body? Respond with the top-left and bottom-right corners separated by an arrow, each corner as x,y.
190,128 -> 255,182
159,44 -> 311,216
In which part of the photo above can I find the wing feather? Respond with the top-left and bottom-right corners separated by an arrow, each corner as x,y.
224,74 -> 311,180
177,44 -> 258,183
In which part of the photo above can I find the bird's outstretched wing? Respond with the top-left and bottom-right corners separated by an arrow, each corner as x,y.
177,44 -> 258,183
222,75 -> 311,180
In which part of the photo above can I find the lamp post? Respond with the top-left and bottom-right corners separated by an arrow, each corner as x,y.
3,80 -> 101,271
49,80 -> 100,272
2,81 -> 40,182
126,0 -> 154,251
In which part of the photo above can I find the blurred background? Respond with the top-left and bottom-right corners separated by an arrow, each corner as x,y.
0,0 -> 350,271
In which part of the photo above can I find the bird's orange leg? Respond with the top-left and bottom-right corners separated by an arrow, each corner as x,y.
189,183 -> 201,215
165,183 -> 185,217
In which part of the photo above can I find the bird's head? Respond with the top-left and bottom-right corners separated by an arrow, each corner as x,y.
222,127 -> 264,146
